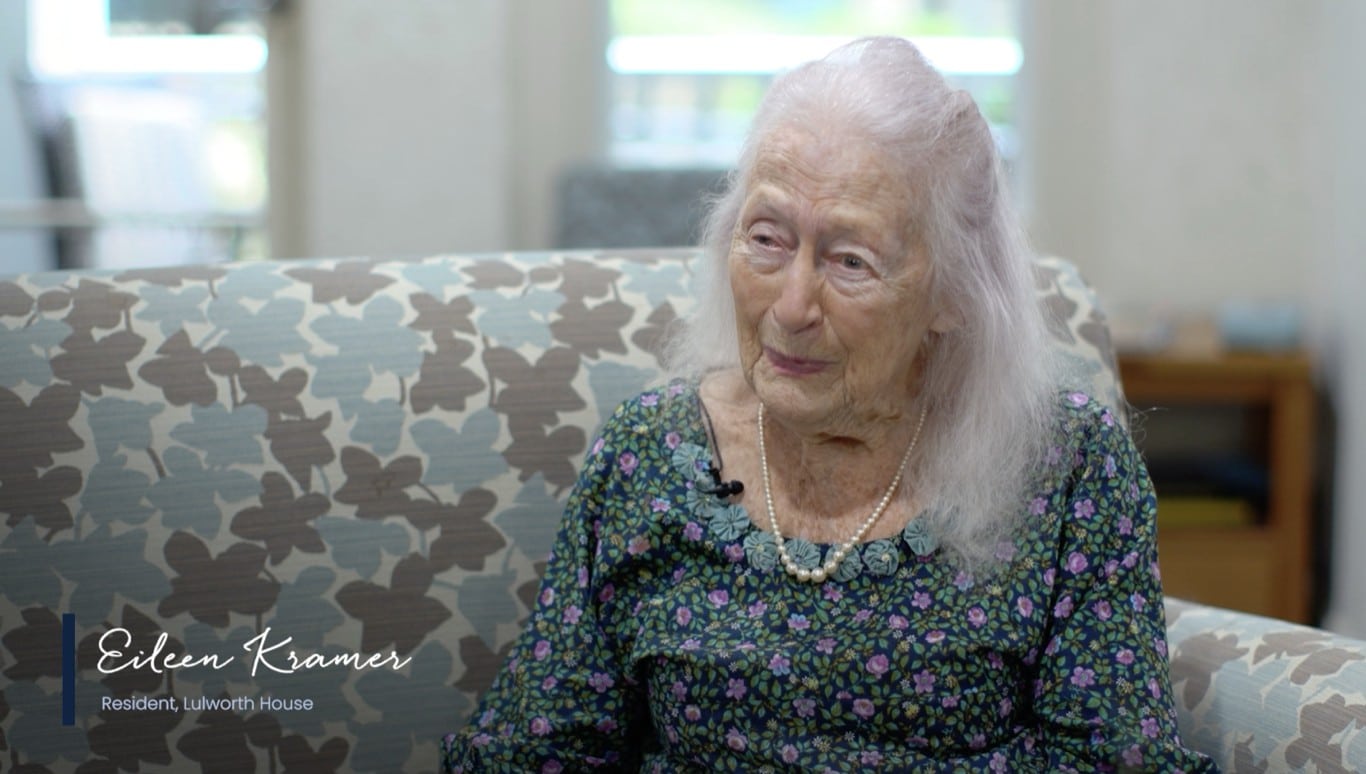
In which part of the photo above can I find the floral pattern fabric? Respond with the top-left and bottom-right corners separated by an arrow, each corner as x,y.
442,383 -> 1217,773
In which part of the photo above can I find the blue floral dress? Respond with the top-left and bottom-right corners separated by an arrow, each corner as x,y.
441,382 -> 1218,773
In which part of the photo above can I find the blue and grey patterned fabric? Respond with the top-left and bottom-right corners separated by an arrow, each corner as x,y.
0,248 -> 1358,772
1166,599 -> 1366,772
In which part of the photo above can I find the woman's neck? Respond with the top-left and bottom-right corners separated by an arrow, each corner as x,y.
699,370 -> 926,542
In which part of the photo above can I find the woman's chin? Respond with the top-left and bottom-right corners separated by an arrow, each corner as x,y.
755,381 -> 837,426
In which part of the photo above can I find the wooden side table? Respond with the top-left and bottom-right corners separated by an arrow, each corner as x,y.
1118,352 -> 1316,622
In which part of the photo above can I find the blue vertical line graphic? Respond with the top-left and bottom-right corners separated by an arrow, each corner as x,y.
62,613 -> 75,726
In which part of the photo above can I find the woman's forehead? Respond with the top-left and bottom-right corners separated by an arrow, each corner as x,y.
745,127 -> 917,228
751,125 -> 905,188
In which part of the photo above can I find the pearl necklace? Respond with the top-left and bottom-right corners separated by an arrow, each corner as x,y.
758,402 -> 928,583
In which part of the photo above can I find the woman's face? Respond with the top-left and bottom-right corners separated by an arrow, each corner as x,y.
729,125 -> 954,438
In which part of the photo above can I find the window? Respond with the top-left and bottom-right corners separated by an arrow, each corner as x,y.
25,0 -> 268,265
606,0 -> 1021,168
29,0 -> 267,75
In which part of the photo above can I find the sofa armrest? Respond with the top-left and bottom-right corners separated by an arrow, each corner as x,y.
1166,598 -> 1366,771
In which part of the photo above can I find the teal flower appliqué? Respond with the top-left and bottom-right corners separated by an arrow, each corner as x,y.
706,503 -> 750,542
902,518 -> 940,556
743,531 -> 779,571
783,538 -> 820,571
830,547 -> 864,583
863,539 -> 901,577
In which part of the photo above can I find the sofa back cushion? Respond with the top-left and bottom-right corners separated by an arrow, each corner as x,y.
0,249 -> 1119,771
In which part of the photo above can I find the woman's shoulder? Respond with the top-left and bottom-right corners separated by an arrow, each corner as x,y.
601,370 -> 756,431
576,380 -> 707,496
1051,389 -> 1130,450
598,378 -> 704,438
1030,390 -> 1142,495
1017,391 -> 1155,558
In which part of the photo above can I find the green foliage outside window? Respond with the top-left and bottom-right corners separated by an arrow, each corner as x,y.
611,0 -> 978,37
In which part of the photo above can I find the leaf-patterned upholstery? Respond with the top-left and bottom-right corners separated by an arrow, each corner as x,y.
0,248 -> 1358,772
1166,599 -> 1366,771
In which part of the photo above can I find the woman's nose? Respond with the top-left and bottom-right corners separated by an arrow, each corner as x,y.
771,255 -> 822,332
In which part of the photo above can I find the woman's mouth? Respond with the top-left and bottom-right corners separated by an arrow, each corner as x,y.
764,347 -> 829,376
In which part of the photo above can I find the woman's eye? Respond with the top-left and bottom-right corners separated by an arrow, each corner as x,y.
750,232 -> 781,250
839,254 -> 865,270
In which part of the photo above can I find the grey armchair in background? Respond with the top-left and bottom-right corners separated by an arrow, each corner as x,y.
553,164 -> 728,249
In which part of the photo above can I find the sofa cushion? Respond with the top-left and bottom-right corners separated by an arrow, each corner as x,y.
1167,598 -> 1366,771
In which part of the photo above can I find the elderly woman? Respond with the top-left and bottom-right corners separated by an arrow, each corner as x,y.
443,37 -> 1215,772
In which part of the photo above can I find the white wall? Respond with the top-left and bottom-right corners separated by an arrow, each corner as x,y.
1022,0 -> 1366,634
267,0 -> 509,258
1024,0 -> 1323,318
504,2 -> 609,250
266,0 -> 605,259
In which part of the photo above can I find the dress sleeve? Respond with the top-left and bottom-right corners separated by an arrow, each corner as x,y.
1027,402 -> 1218,773
441,404 -> 650,773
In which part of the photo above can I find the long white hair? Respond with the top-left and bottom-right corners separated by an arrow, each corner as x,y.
663,36 -> 1062,569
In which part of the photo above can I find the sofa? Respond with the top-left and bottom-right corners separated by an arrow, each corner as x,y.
1,248 -> 1363,773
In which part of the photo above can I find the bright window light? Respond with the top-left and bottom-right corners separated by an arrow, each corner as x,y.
27,0 -> 266,75
607,34 -> 1021,77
